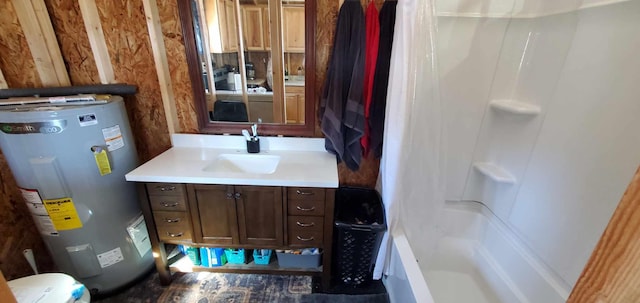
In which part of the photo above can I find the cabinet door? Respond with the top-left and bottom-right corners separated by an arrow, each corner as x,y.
283,6 -> 305,52
188,184 -> 239,245
263,6 -> 271,50
222,0 -> 239,52
235,186 -> 283,246
285,93 -> 299,124
241,6 -> 265,51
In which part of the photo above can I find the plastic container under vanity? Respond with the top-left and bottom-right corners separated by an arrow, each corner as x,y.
253,249 -> 273,265
276,249 -> 322,268
224,248 -> 248,264
247,138 -> 260,153
200,247 -> 227,267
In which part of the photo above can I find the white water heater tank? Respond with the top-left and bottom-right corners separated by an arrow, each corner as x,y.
0,95 -> 153,294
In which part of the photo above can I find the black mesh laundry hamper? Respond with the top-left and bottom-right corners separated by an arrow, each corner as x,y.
333,187 -> 386,286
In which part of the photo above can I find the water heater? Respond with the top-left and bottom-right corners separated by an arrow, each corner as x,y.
0,95 -> 153,294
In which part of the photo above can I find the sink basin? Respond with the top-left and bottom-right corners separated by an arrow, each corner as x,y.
203,153 -> 281,174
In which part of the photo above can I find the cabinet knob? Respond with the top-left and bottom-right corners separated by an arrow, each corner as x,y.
234,192 -> 242,199
296,189 -> 314,196
164,218 -> 181,223
226,193 -> 234,199
296,221 -> 315,227
167,232 -> 183,238
296,235 -> 315,242
296,205 -> 316,212
161,202 -> 179,208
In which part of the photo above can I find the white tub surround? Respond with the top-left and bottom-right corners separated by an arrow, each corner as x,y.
125,134 -> 339,188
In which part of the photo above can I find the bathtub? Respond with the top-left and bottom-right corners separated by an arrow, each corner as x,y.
383,201 -> 569,303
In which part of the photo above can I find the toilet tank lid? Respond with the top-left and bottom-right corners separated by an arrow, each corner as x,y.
7,273 -> 85,303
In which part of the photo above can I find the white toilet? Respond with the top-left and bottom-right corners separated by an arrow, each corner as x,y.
7,273 -> 90,303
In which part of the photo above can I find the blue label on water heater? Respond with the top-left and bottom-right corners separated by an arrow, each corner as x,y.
0,120 -> 67,134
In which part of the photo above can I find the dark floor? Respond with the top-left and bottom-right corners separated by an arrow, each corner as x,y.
91,269 -> 389,303
91,244 -> 388,302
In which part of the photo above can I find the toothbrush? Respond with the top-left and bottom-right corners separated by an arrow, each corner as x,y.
251,124 -> 258,138
241,129 -> 252,141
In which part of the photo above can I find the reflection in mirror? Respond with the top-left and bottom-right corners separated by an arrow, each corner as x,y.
189,0 -> 306,127
179,0 -> 315,136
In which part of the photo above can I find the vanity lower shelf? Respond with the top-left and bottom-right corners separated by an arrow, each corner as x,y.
169,254 -> 323,275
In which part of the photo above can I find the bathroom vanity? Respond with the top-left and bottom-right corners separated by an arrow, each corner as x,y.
125,134 -> 339,289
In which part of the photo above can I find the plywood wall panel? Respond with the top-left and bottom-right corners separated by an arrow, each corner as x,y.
0,1 -> 41,88
316,0 -> 380,187
0,153 -> 55,280
44,0 -> 100,85
157,0 -> 198,133
96,0 -> 171,161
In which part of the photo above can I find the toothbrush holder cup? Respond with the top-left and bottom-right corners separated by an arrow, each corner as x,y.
247,138 -> 260,153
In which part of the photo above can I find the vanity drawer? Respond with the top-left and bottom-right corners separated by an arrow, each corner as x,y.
288,199 -> 325,216
288,229 -> 323,246
288,216 -> 324,232
149,195 -> 188,212
287,187 -> 326,202
146,183 -> 185,196
154,211 -> 192,241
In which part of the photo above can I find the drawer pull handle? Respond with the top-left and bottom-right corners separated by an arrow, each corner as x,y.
296,221 -> 315,227
157,185 -> 176,191
296,206 -> 316,212
167,232 -> 183,238
296,190 -> 314,196
164,218 -> 181,223
161,202 -> 179,208
296,235 -> 315,242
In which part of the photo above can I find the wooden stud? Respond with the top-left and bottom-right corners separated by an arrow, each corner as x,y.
11,0 -> 70,87
233,0 -> 250,110
269,0 -> 285,123
0,271 -> 17,303
78,0 -> 115,84
196,0 -> 217,99
142,0 -> 181,134
569,167 -> 640,302
0,68 -> 7,89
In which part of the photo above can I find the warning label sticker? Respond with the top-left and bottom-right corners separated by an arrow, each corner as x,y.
20,188 -> 58,236
42,197 -> 83,231
102,125 -> 124,152
97,247 -> 124,268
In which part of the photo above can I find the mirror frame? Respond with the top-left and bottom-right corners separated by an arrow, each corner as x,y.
177,0 -> 317,136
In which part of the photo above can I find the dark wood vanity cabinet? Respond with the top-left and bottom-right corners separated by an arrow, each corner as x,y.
137,182 -> 335,290
188,184 -> 283,246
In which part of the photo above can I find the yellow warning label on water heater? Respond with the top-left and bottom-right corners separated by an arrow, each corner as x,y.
42,198 -> 82,230
94,149 -> 112,176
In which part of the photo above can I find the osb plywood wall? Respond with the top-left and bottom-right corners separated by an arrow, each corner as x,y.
0,0 -> 378,278
314,0 -> 385,188
0,0 -> 196,279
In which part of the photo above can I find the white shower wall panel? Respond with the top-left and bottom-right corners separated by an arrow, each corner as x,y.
508,0 -> 640,287
463,12 -> 579,218
438,16 -> 510,201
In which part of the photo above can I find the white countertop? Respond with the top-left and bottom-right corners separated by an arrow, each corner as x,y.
125,134 -> 338,188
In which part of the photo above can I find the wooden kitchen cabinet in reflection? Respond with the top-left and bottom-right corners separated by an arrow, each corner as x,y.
206,0 -> 238,53
241,5 -> 266,51
285,85 -> 305,124
283,5 -> 305,53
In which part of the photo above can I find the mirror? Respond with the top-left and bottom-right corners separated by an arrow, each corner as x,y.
178,0 -> 316,136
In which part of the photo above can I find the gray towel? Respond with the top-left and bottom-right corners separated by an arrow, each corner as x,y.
320,0 -> 366,171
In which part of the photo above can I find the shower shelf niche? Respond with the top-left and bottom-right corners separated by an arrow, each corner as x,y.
473,162 -> 517,184
489,99 -> 541,116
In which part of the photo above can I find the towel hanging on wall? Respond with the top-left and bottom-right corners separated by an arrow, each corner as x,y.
361,0 -> 381,157
369,0 -> 398,158
320,0 -> 366,171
